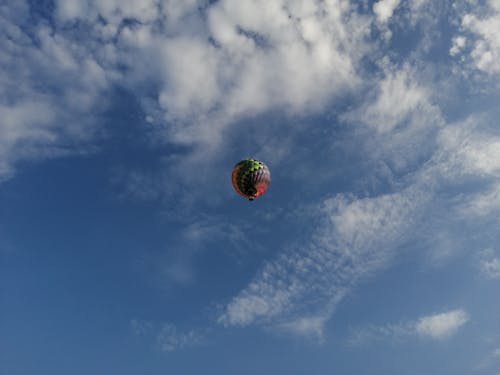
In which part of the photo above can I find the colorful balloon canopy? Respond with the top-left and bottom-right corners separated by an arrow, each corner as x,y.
231,158 -> 271,201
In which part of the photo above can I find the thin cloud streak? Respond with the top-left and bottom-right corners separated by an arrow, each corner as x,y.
131,319 -> 206,352
348,309 -> 469,346
156,323 -> 205,352
415,309 -> 469,340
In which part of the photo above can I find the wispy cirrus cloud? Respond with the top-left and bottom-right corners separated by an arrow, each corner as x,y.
344,64 -> 434,134
481,258 -> 500,279
131,319 -> 206,352
138,215 -> 257,288
348,309 -> 470,345
478,249 -> 500,279
435,117 -> 500,179
343,63 -> 445,178
459,182 -> 500,220
219,186 -> 428,337
415,309 -> 470,339
156,323 -> 205,352
412,114 -> 500,264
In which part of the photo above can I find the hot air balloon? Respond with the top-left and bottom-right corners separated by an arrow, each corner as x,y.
231,158 -> 271,201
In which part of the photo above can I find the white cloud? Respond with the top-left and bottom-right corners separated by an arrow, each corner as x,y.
482,258 -> 500,279
0,2 -> 110,182
455,0 -> 500,74
459,182 -> 500,219
56,0 -> 161,25
346,64 -> 432,134
450,36 -> 467,56
402,116 -> 500,264
373,0 -> 401,24
157,36 -> 221,122
42,0 -> 383,209
54,0 -> 370,150
342,64 -> 444,174
409,0 -> 430,15
475,345 -> 500,371
435,118 -> 500,179
415,309 -> 469,339
479,249 -> 500,279
349,309 -> 469,345
3,0 -> 449,193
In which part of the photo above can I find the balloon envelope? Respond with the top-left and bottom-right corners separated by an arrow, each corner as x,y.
231,159 -> 271,201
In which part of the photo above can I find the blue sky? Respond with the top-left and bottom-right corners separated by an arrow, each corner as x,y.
1,0 -> 500,374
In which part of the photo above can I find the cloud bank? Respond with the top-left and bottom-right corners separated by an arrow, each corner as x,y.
52,0 -> 371,150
